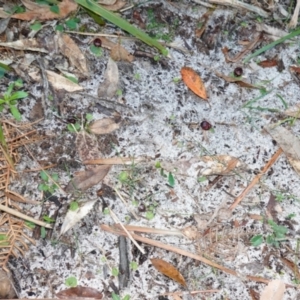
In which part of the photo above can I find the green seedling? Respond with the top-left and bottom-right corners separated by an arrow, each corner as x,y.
250,219 -> 288,248
69,201 -> 79,211
111,267 -> 119,277
67,113 -> 93,133
90,44 -> 103,56
41,215 -> 55,238
155,161 -> 175,187
130,261 -> 138,271
0,80 -> 28,121
65,276 -> 78,287
38,170 -> 59,194
30,22 -> 42,31
75,0 -> 168,55
112,293 -> 130,300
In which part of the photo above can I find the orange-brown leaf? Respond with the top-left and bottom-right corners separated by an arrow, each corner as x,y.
180,67 -> 207,100
151,258 -> 186,286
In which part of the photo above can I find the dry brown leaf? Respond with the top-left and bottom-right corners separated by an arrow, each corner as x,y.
66,165 -> 111,192
29,70 -> 83,92
0,270 -> 17,299
0,9 -> 10,18
215,71 -> 260,89
98,57 -> 119,98
258,59 -> 278,68
151,258 -> 186,286
12,0 -> 77,21
102,0 -> 126,11
56,33 -> 89,77
265,124 -> 300,175
180,67 -> 207,100
76,132 -> 99,162
110,43 -> 134,62
283,103 -> 300,118
259,279 -> 285,300
56,285 -> 103,299
0,38 -> 48,52
89,118 -> 120,135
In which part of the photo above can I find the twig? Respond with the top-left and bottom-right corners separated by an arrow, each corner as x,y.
0,204 -> 52,228
208,0 -> 269,17
191,0 -> 215,8
122,225 -> 184,236
101,224 -> 277,285
229,148 -> 283,210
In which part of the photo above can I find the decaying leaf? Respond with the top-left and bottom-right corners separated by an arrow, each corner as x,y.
29,70 -> 83,92
279,256 -> 300,281
180,67 -> 207,100
258,59 -> 278,68
89,118 -> 120,135
66,165 -> 111,192
265,124 -> 300,175
0,270 -> 17,299
60,199 -> 98,235
151,258 -> 186,286
12,0 -> 77,21
56,33 -> 89,77
266,193 -> 282,220
110,43 -> 134,62
56,286 -> 103,299
66,132 -> 111,191
215,71 -> 261,89
160,155 -> 247,177
283,103 -> 300,118
259,279 -> 285,300
98,57 -> 119,98
0,38 -> 48,52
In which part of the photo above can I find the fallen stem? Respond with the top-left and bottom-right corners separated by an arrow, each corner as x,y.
229,148 -> 283,210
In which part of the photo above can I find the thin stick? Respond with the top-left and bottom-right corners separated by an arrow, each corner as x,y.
229,148 -> 283,210
208,0 -> 268,17
123,225 -> 184,236
101,224 -> 275,285
108,209 -> 145,254
0,204 -> 52,228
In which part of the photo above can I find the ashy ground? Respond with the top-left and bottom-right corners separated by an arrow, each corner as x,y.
1,0 -> 300,299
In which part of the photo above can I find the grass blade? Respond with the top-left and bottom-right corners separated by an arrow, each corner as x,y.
243,27 -> 300,63
75,0 -> 168,55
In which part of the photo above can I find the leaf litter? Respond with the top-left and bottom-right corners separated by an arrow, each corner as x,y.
1,1 -> 300,300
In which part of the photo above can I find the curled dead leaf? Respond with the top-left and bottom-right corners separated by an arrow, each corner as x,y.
56,285 -> 103,299
151,258 -> 186,286
181,67 -> 207,100
110,43 -> 134,62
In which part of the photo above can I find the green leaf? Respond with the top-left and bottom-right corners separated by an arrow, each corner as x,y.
65,276 -> 77,287
75,0 -> 168,55
112,267 -> 119,277
9,105 -> 22,121
30,22 -> 42,31
168,172 -> 175,187
250,235 -> 263,247
90,44 -> 103,57
118,171 -> 129,183
55,24 -> 64,32
64,75 -> 78,84
69,201 -> 79,211
65,18 -> 80,30
123,296 -> 130,300
9,91 -> 28,101
103,207 -> 110,215
85,113 -> 93,121
85,8 -> 106,26
43,215 -> 55,223
130,261 -> 138,271
41,226 -> 46,238
197,176 -> 207,182
111,293 -> 121,300
67,123 -> 81,132
146,211 -> 154,220
51,173 -> 59,182
155,161 -> 161,168
40,170 -> 49,181
25,221 -> 36,229
50,4 -> 59,14
38,183 -> 49,191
